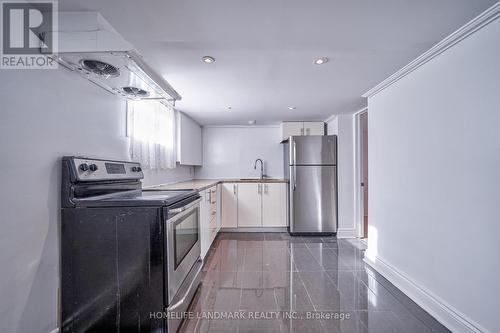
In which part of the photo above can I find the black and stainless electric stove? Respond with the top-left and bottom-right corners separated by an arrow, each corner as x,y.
61,156 -> 202,333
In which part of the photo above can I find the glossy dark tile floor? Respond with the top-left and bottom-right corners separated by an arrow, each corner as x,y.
180,233 -> 450,333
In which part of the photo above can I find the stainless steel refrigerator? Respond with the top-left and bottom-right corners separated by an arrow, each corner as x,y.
284,135 -> 338,235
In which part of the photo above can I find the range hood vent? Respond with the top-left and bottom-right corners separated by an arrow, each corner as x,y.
80,59 -> 120,78
120,86 -> 150,98
45,12 -> 181,104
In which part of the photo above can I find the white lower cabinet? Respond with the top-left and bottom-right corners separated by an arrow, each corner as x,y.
216,184 -> 222,232
200,181 -> 287,258
222,183 -> 238,228
200,185 -> 218,259
220,182 -> 288,228
262,183 -> 287,227
237,183 -> 262,227
200,189 -> 210,258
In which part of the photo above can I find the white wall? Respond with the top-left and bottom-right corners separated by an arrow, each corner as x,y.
0,68 -> 192,333
195,126 -> 283,179
326,116 -> 338,135
366,17 -> 500,333
142,166 -> 193,187
326,115 -> 357,238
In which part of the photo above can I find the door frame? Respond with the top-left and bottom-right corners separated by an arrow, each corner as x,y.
354,108 -> 368,238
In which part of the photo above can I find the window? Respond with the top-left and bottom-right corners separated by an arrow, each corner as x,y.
127,100 -> 176,169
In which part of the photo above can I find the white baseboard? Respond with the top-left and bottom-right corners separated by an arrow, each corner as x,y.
219,227 -> 288,233
336,228 -> 357,238
363,254 -> 489,333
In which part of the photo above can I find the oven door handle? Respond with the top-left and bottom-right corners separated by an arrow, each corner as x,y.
167,258 -> 203,311
168,198 -> 202,216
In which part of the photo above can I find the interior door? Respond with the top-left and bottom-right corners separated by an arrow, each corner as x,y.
237,183 -> 262,227
290,165 -> 337,233
360,111 -> 369,238
222,183 -> 238,227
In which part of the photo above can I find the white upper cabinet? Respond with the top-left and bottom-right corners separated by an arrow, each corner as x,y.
222,183 -> 238,228
281,121 -> 325,141
237,183 -> 262,227
177,112 -> 202,165
281,121 -> 304,140
262,183 -> 287,227
303,122 -> 325,136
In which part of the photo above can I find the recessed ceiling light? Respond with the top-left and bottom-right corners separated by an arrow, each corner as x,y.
288,106 -> 296,110
225,106 -> 232,111
248,120 -> 256,125
313,57 -> 329,65
202,56 -> 215,64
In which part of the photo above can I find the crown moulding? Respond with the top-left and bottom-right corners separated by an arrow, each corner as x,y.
362,2 -> 500,99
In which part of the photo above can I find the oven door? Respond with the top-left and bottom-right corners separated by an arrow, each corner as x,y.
165,196 -> 202,304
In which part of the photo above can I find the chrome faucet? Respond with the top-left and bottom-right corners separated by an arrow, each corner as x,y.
254,159 -> 264,179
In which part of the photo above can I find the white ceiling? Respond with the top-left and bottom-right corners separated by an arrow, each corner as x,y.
59,0 -> 497,125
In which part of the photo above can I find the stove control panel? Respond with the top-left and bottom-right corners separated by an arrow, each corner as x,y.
69,157 -> 144,181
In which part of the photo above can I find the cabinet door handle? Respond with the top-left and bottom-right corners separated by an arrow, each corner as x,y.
258,184 -> 262,195
207,191 -> 211,203
233,184 -> 237,195
264,184 -> 268,194
300,127 -> 304,135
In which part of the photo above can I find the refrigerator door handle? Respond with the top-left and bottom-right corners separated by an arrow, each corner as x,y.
292,139 -> 297,191
293,165 -> 297,191
292,140 -> 297,166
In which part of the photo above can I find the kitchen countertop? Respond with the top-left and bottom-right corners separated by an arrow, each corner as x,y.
145,178 -> 288,192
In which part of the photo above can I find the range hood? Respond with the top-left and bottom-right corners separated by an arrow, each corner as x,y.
45,12 -> 181,103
